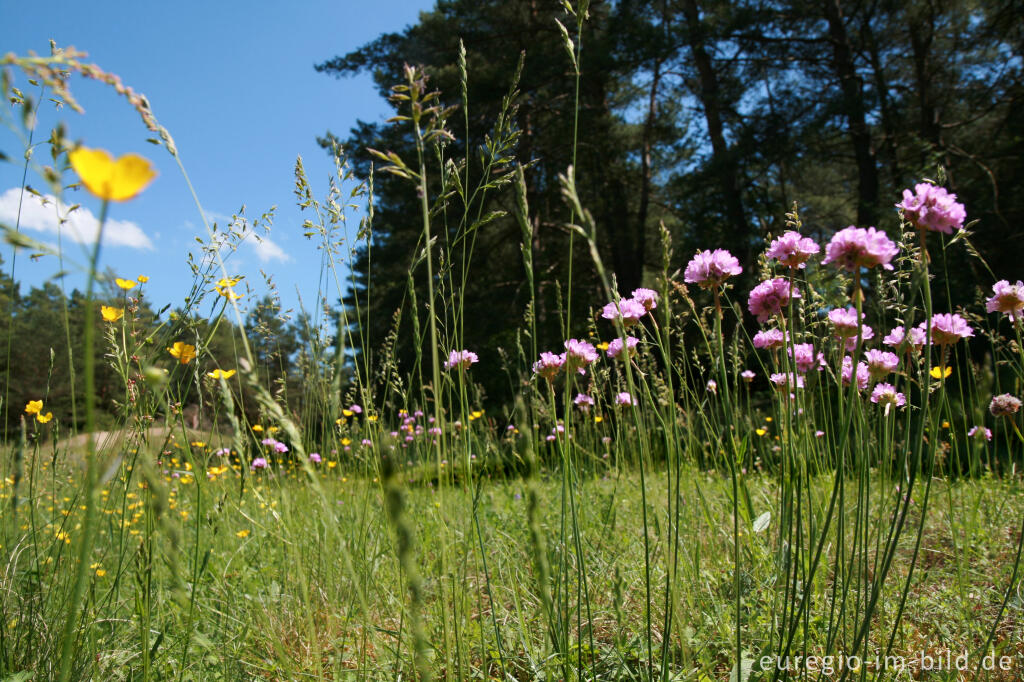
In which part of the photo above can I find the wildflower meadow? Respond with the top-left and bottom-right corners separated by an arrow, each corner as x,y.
1,6 -> 1023,681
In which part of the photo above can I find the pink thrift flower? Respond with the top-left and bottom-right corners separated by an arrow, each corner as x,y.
822,226 -> 899,271
349,404 -> 363,414
615,391 -> 634,407
765,231 -> 820,269
740,370 -> 756,382
706,379 -> 718,394
770,372 -> 804,390
606,336 -> 639,358
574,393 -> 595,411
564,339 -> 599,374
533,351 -> 565,381
968,425 -> 993,441
986,280 -> 1024,323
843,325 -> 875,353
870,383 -> 906,411
309,452 -> 322,463
250,457 -> 268,470
896,183 -> 966,234
841,357 -> 870,390
924,313 -> 974,345
684,249 -> 742,289
444,349 -> 479,371
864,349 -> 899,379
753,329 -> 786,350
788,343 -> 825,373
828,307 -> 865,337
989,393 -> 1022,417
883,325 -> 927,349
748,278 -> 800,323
601,298 -> 647,326
273,441 -> 289,454
631,288 -> 659,311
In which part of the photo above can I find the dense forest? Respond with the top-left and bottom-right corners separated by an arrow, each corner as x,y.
317,0 -> 1024,403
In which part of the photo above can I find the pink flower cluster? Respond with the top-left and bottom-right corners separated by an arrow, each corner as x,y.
765,231 -> 820,269
896,183 -> 966,234
602,288 -> 659,326
684,249 -> 742,289
444,349 -> 479,371
986,280 -> 1024,323
748,278 -> 800,323
822,226 -> 899,271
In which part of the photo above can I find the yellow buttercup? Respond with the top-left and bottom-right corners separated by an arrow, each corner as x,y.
69,147 -> 157,202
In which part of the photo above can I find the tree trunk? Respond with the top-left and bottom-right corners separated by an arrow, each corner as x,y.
679,0 -> 751,259
822,0 -> 880,225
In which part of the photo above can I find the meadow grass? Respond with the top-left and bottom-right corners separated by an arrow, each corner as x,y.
1,33 -> 1023,682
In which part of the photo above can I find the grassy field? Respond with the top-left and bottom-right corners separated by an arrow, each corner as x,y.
2,38 -> 1024,682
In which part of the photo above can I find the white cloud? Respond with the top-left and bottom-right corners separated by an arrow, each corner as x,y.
199,210 -> 291,264
245,231 -> 290,263
0,187 -> 154,250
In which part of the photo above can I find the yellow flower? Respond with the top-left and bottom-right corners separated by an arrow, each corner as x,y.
367,415 -> 379,423
137,275 -> 149,283
594,415 -> 603,424
930,366 -> 953,380
215,276 -> 244,301
68,147 -> 157,202
190,441 -> 205,448
95,569 -> 107,577
101,306 -> 124,322
235,529 -> 250,538
24,400 -> 42,415
341,438 -> 351,447
167,341 -> 197,364
596,342 -> 610,351
342,409 -> 354,418
36,412 -> 53,424
268,426 -> 280,434
252,425 -> 264,432
115,278 -> 137,290
207,368 -> 236,379
755,428 -> 768,436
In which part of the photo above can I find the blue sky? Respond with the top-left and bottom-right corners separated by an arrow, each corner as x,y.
1,0 -> 432,323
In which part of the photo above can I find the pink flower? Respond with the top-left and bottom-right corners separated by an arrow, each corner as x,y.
766,231 -> 820,269
841,357 -> 870,390
601,298 -> 647,326
896,183 -> 966,235
870,383 -> 906,410
989,393 -> 1021,417
753,329 -> 787,350
564,339 -> 599,374
986,280 -> 1024,323
883,325 -> 926,349
828,307 -> 865,337
273,441 -> 289,454
706,379 -> 718,394
740,370 -> 756,382
606,336 -> 639,358
309,452 -> 322,463
533,352 -> 565,381
842,325 -> 874,353
968,425 -> 993,442
923,313 -> 974,345
864,349 -> 899,379
822,226 -> 899,271
250,457 -> 268,470
444,349 -> 479,371
349,404 -> 363,414
574,393 -> 595,411
770,372 -> 804,390
748,278 -> 800,323
684,249 -> 742,289
788,343 -> 825,373
631,288 -> 659,311
615,392 -> 634,407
